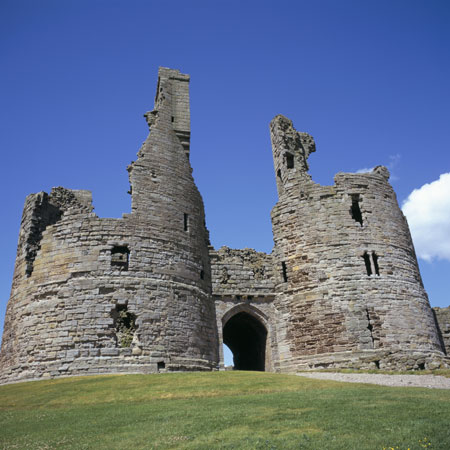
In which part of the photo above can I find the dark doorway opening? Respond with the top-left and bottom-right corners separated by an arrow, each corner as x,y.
223,312 -> 267,371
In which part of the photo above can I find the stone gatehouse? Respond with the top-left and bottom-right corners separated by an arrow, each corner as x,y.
0,67 -> 448,384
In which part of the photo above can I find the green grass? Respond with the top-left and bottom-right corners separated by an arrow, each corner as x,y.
0,371 -> 449,449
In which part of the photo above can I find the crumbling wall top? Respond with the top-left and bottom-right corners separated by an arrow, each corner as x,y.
157,67 -> 190,82
210,246 -> 276,298
270,115 -> 316,198
270,115 -> 316,171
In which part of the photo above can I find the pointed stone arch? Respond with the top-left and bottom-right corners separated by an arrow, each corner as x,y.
221,304 -> 271,371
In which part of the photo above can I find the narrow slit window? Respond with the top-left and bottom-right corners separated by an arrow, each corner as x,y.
111,246 -> 130,270
200,269 -> 204,280
184,213 -> 189,231
277,169 -> 282,179
350,194 -> 363,225
372,252 -> 380,276
366,309 -> 375,348
286,153 -> 294,169
171,116 -> 175,122
362,252 -> 372,276
281,262 -> 288,282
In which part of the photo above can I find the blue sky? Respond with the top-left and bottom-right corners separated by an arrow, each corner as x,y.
1,0 -> 449,349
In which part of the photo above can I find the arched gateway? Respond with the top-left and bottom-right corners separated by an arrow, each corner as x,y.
222,307 -> 269,371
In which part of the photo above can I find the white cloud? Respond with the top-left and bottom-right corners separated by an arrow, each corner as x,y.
356,167 -> 374,174
402,173 -> 450,262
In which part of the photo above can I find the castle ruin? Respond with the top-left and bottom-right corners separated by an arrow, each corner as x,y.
0,68 -> 449,384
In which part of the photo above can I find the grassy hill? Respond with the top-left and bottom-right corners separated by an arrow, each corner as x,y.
0,371 -> 449,449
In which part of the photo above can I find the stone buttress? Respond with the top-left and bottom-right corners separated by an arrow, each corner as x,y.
0,68 -> 219,384
269,115 -> 447,370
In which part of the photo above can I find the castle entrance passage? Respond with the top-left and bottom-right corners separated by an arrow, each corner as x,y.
223,312 -> 267,371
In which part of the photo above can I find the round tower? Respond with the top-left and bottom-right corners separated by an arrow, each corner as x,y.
270,115 -> 447,371
0,68 -> 219,384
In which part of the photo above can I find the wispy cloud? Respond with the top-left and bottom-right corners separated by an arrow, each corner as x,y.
355,154 -> 401,180
402,173 -> 450,262
387,153 -> 401,181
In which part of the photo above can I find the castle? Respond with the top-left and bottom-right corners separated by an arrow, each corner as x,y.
1,68 -> 449,384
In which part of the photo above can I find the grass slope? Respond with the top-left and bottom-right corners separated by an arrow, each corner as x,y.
0,371 -> 449,449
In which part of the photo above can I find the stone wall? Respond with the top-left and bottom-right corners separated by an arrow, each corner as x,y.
210,247 -> 276,297
433,307 -> 450,355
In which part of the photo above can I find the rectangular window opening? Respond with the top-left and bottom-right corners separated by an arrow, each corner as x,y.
157,361 -> 165,371
281,262 -> 288,282
171,116 -> 175,122
200,269 -> 204,280
184,213 -> 189,231
362,252 -> 372,276
111,246 -> 130,270
286,153 -> 294,169
350,194 -> 363,225
372,252 -> 380,276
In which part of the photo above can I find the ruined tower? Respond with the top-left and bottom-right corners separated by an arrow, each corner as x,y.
0,68 -> 219,383
269,115 -> 446,370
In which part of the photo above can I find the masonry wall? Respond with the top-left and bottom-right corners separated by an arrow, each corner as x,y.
210,247 -> 276,298
433,307 -> 450,355
270,115 -> 447,371
0,68 -> 219,384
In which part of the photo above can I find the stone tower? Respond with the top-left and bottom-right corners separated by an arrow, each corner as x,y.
0,68 -> 219,383
269,114 -> 445,370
